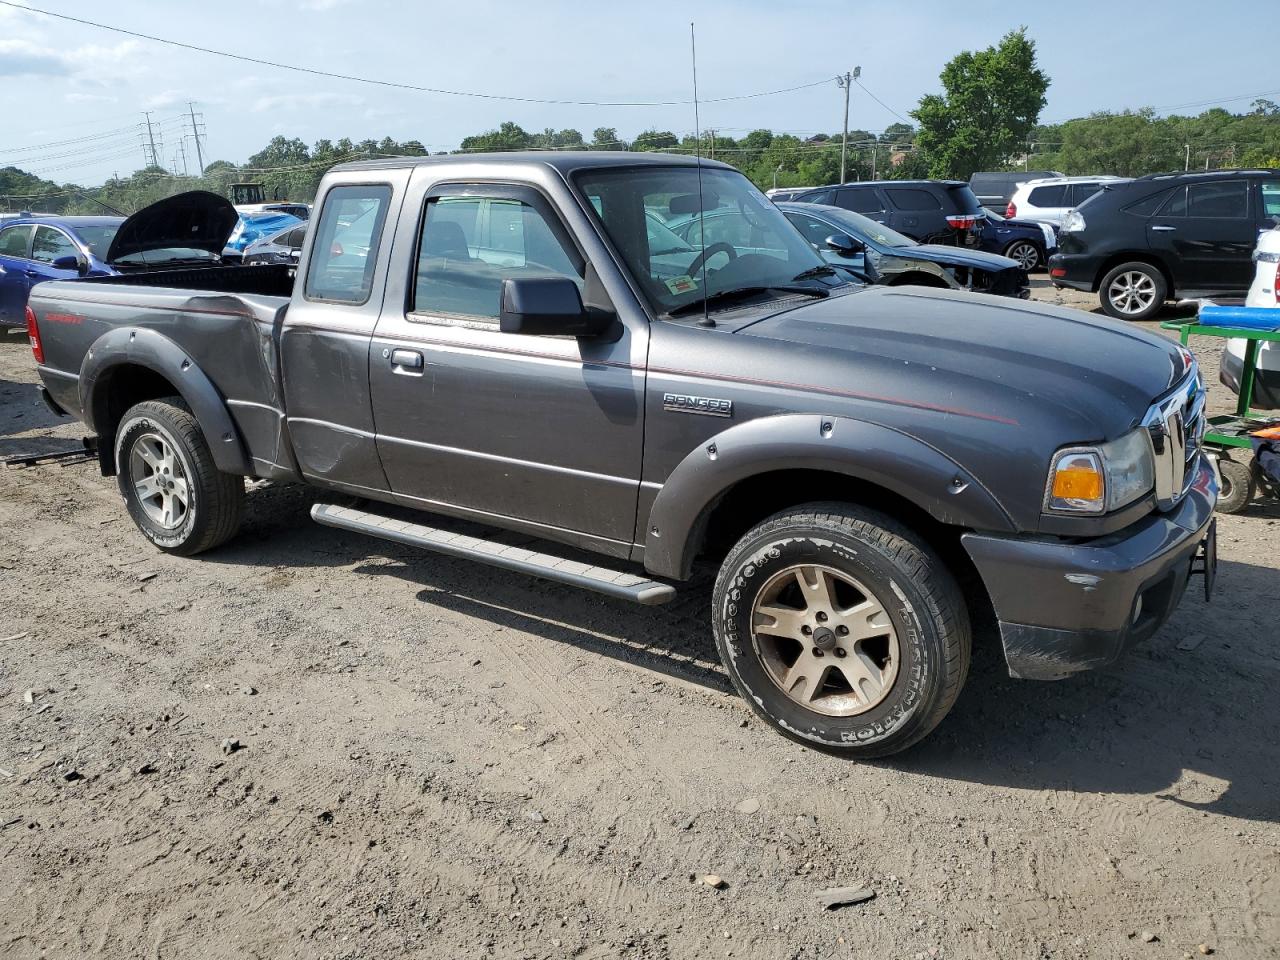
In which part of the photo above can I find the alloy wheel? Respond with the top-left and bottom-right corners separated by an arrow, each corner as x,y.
129,432 -> 190,529
1006,241 -> 1039,271
1108,270 -> 1158,316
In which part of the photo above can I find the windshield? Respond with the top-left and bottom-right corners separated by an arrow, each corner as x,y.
74,225 -> 119,257
576,166 -> 829,315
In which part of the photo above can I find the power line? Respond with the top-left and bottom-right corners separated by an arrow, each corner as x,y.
0,1 -> 831,107
855,79 -> 911,124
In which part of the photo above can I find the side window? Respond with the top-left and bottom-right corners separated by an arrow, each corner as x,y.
1157,186 -> 1189,218
1186,180 -> 1248,219
0,224 -> 32,258
1028,185 -> 1068,207
1261,182 -> 1280,219
785,213 -> 835,247
886,188 -> 942,211
835,188 -> 884,214
413,194 -> 583,321
304,184 -> 392,304
286,226 -> 307,248
1125,190 -> 1170,217
799,189 -> 831,205
1069,183 -> 1104,206
30,226 -> 78,264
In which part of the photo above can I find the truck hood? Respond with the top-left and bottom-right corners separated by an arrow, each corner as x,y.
737,285 -> 1187,438
106,190 -> 239,263
889,243 -> 1020,272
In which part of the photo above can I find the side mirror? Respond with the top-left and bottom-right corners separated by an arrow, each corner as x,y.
500,277 -> 610,338
824,233 -> 864,257
52,254 -> 88,274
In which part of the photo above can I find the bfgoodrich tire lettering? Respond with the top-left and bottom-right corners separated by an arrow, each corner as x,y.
712,503 -> 970,757
115,397 -> 244,556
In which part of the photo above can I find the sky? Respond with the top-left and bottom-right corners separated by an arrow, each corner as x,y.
1,0 -> 1277,185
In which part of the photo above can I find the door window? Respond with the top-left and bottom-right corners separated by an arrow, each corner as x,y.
0,224 -> 32,258
30,226 -> 78,264
1261,182 -> 1280,219
785,212 -> 838,247
886,188 -> 942,211
1186,180 -> 1248,218
1069,182 -> 1104,206
834,188 -> 884,214
304,184 -> 392,304
413,195 -> 583,321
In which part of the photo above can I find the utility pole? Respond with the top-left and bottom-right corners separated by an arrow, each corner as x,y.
177,138 -> 189,177
835,67 -> 861,184
187,102 -> 206,176
773,162 -> 783,190
707,129 -> 715,161
1184,143 -> 1191,171
143,112 -> 159,168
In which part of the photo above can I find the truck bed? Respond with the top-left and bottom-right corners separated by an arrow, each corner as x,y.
82,262 -> 296,298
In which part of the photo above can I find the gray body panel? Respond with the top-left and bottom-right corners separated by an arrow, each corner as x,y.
29,152 -> 1209,682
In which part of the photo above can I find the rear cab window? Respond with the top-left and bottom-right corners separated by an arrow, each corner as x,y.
304,184 -> 393,304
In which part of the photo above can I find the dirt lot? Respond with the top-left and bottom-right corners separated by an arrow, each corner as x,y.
1,284 -> 1277,960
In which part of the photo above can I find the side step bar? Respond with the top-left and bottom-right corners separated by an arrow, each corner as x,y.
311,503 -> 676,606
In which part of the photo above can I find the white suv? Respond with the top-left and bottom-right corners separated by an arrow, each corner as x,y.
1006,176 -> 1128,225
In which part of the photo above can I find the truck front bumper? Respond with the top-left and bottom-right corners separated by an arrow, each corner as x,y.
961,454 -> 1217,681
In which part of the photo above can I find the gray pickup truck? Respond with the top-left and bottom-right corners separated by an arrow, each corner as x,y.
28,153 -> 1217,756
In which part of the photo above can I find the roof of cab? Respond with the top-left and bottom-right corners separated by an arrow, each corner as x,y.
331,151 -> 737,174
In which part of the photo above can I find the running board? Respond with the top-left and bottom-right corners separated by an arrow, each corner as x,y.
311,503 -> 676,605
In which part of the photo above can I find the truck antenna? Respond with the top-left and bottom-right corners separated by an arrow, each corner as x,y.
690,21 -> 714,328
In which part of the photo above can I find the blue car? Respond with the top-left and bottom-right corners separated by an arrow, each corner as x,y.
975,210 -> 1057,272
0,216 -> 122,327
223,211 -> 304,260
1,191 -> 239,328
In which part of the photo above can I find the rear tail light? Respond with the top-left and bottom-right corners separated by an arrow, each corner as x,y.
26,306 -> 44,364
1006,202 -> 1017,218
946,215 -> 981,231
1050,267 -> 1067,278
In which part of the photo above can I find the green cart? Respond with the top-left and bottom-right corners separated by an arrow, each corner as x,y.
1161,311 -> 1280,513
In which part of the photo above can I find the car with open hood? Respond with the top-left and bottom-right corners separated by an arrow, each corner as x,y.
0,191 -> 238,328
26,153 -> 1217,758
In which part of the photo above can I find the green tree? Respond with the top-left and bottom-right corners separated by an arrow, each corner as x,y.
633,129 -> 679,151
912,28 -> 1050,179
460,122 -> 533,152
592,127 -> 626,150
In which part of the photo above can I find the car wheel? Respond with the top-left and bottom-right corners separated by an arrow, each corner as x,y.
1100,262 -> 1167,321
1003,239 -> 1042,272
115,397 -> 244,555
1214,457 -> 1255,514
712,502 -> 971,757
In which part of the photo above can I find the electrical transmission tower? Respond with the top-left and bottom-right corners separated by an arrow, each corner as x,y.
186,102 -> 207,176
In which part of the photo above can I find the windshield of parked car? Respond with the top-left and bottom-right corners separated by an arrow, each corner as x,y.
72,225 -> 120,257
827,209 -> 915,249
576,166 -> 832,315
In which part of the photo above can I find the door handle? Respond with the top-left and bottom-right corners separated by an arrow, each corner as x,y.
1150,225 -> 1177,232
390,348 -> 424,370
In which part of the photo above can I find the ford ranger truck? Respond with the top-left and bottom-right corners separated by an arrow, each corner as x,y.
27,154 -> 1218,756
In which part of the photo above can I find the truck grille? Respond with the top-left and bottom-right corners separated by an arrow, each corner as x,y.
1144,362 -> 1206,511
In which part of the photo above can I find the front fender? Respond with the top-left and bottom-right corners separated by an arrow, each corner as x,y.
644,413 -> 1015,579
80,326 -> 251,476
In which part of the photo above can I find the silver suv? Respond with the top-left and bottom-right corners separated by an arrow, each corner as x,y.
1008,176 -> 1128,225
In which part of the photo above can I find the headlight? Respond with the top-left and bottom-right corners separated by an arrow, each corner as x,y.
1061,209 -> 1086,233
1044,430 -> 1154,514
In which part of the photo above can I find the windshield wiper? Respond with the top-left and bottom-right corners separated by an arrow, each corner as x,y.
668,283 -> 828,317
791,264 -> 838,281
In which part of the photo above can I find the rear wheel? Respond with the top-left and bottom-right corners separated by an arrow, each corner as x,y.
1215,457 -> 1255,514
1003,239 -> 1042,272
712,503 -> 970,757
115,397 -> 244,555
1100,261 -> 1167,321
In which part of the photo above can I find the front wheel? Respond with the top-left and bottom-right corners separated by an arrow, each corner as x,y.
712,503 -> 971,757
1099,261 -> 1167,321
115,397 -> 244,555
1003,239 -> 1042,272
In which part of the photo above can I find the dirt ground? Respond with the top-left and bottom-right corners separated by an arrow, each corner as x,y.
1,282 -> 1277,960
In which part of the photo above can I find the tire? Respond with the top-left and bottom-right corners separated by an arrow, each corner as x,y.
1215,457 -> 1255,514
1003,239 -> 1042,272
114,397 -> 244,555
1099,261 -> 1167,321
712,502 -> 971,758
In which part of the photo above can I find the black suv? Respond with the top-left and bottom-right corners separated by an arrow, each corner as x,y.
790,180 -> 986,245
1050,169 -> 1280,320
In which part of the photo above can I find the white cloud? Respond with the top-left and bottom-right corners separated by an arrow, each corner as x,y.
250,92 -> 364,113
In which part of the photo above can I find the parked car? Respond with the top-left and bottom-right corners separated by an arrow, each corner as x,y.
1050,169 -> 1280,320
222,210 -> 304,261
778,202 -> 1028,297
1220,223 -> 1280,407
976,210 -> 1058,272
1,195 -> 236,329
970,170 -> 1064,216
789,180 -> 988,245
1007,176 -> 1129,225
243,222 -> 309,265
28,153 -> 1216,757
